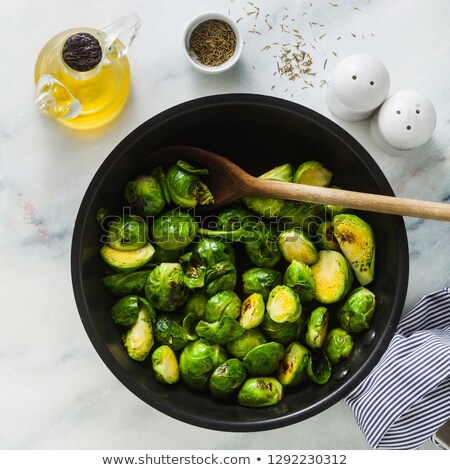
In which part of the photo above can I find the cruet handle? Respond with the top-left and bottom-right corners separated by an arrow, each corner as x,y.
99,12 -> 141,61
35,74 -> 81,119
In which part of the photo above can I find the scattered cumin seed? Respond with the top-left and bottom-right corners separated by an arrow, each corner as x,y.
332,51 -> 338,57
323,58 -> 328,69
351,32 -> 356,37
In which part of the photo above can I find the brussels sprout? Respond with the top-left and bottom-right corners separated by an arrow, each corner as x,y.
151,345 -> 179,384
304,306 -> 329,349
241,164 -> 293,218
154,315 -> 190,350
122,303 -> 154,361
102,270 -> 151,296
243,342 -> 285,376
245,222 -> 282,268
179,339 -> 226,390
209,358 -> 247,399
311,250 -> 353,304
190,237 -> 235,267
182,312 -> 200,341
184,293 -> 208,319
150,166 -> 171,204
261,314 -> 304,346
205,291 -> 241,322
276,201 -> 324,232
242,267 -> 283,301
111,295 -> 145,326
106,215 -> 148,251
239,293 -> 265,329
152,209 -> 197,250
337,287 -> 376,333
266,285 -> 302,323
307,353 -> 332,384
333,214 -> 376,286
124,174 -> 166,217
294,161 -> 332,187
216,207 -> 253,231
205,262 -> 237,297
238,377 -> 284,407
166,160 -> 214,208
183,262 -> 207,290
283,260 -> 316,303
324,187 -> 347,216
100,243 -> 155,273
316,221 -> 341,251
278,229 -> 318,265
277,342 -> 311,387
152,245 -> 182,263
323,328 -> 354,365
196,316 -> 244,345
145,263 -> 188,312
226,328 -> 267,359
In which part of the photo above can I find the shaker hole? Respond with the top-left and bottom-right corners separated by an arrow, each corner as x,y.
352,75 -> 357,80
370,81 -> 374,86
407,125 -> 412,130
396,110 -> 401,114
416,109 -> 421,114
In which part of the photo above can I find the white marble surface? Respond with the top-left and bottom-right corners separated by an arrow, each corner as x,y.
1,0 -> 449,450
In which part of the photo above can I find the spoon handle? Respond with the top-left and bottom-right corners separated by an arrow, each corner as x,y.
251,179 -> 450,221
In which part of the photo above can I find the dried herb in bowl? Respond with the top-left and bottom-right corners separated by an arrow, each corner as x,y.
189,19 -> 237,67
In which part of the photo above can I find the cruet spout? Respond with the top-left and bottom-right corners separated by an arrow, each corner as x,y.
35,74 -> 81,119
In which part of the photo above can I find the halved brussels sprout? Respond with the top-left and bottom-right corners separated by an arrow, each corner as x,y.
323,328 -> 354,365
124,174 -> 166,217
106,215 -> 148,251
266,285 -> 302,323
307,353 -> 332,384
283,260 -> 316,303
226,328 -> 267,360
145,263 -> 188,312
311,250 -> 353,304
239,293 -> 265,329
277,342 -> 311,387
196,316 -> 244,345
242,267 -> 283,301
304,306 -> 329,349
338,287 -> 376,333
100,243 -> 155,273
294,161 -> 332,187
151,345 -> 179,384
209,358 -> 247,399
278,229 -> 318,265
243,342 -> 285,376
333,214 -> 376,286
152,209 -> 197,250
154,315 -> 190,351
238,377 -> 284,407
205,262 -> 237,297
102,270 -> 151,296
205,290 -> 241,323
241,164 -> 293,218
245,221 -> 282,268
111,295 -> 144,326
261,314 -> 304,346
122,303 -> 154,361
179,339 -> 227,390
316,221 -> 340,251
166,160 -> 214,208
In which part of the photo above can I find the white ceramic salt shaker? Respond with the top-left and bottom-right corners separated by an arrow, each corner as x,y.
370,90 -> 437,154
326,54 -> 390,121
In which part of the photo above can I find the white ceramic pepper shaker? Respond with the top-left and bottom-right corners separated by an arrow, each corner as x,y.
370,90 -> 437,154
326,54 -> 390,121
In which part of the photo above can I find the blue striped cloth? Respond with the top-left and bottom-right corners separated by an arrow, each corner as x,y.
346,287 -> 450,449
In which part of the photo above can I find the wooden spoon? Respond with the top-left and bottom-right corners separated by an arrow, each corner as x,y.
148,145 -> 450,221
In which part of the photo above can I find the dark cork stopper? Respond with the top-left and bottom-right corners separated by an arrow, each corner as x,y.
62,32 -> 102,72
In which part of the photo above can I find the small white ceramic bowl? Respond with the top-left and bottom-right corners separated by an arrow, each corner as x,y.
182,12 -> 243,74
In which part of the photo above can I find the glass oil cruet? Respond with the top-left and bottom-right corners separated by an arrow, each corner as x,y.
34,12 -> 141,130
